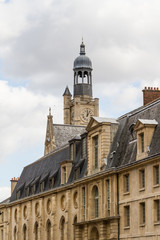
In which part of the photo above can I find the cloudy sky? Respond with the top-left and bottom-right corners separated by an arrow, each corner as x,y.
0,0 -> 160,201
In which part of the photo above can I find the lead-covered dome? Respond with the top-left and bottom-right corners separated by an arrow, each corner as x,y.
73,41 -> 92,70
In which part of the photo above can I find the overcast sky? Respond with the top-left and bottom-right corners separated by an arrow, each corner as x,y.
1,0 -> 160,201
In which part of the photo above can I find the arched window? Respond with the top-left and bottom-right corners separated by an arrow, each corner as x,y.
23,224 -> 27,240
34,222 -> 38,240
46,219 -> 51,240
73,215 -> 77,240
14,226 -> 17,240
60,216 -> 65,240
92,186 -> 99,218
90,227 -> 99,240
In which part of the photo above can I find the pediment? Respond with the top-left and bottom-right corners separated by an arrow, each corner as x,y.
86,117 -> 99,131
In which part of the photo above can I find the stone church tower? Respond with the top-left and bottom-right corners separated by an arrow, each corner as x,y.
63,41 -> 99,126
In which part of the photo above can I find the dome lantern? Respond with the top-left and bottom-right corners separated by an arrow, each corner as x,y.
73,41 -> 93,97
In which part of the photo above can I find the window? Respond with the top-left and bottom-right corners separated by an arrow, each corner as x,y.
25,187 -> 29,197
16,190 -> 21,200
140,202 -> 145,225
75,168 -> 80,180
70,143 -> 74,161
23,224 -> 27,240
93,135 -> 98,169
124,174 -> 129,193
154,165 -> 159,185
49,178 -> 54,189
124,206 -> 130,227
140,133 -> 144,153
139,169 -> 145,189
1,229 -> 3,240
154,200 -> 160,222
82,187 -> 85,220
63,167 -> 66,184
106,179 -> 110,216
34,222 -> 38,240
93,186 -> 99,218
82,137 -> 87,158
46,220 -> 51,240
60,217 -> 65,240
40,182 -> 44,192
14,227 -> 17,240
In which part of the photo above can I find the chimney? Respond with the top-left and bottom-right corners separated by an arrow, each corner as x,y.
10,177 -> 19,195
142,87 -> 160,106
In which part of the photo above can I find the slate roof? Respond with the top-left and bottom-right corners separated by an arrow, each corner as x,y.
107,99 -> 160,168
9,98 -> 160,202
53,124 -> 86,148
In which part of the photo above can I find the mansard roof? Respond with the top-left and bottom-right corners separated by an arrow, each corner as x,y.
9,98 -> 160,203
107,99 -> 160,169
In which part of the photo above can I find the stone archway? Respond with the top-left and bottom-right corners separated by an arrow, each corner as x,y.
90,226 -> 99,240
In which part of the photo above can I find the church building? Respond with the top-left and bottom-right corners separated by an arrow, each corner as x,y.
0,41 -> 160,240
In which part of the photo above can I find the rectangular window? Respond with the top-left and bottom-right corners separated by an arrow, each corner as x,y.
70,143 -> 74,161
154,165 -> 159,185
93,135 -> 98,169
1,229 -> 3,240
139,169 -> 145,189
140,133 -> 144,153
40,182 -> 44,192
124,205 -> 130,227
106,179 -> 110,216
82,187 -> 85,220
75,168 -> 80,180
25,187 -> 29,197
124,174 -> 129,193
82,137 -> 87,158
49,177 -> 54,189
155,200 -> 160,222
140,202 -> 145,225
63,167 -> 66,184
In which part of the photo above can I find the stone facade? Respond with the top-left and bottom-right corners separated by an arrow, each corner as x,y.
1,42 -> 160,240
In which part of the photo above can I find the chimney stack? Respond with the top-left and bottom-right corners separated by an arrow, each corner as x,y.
10,177 -> 19,195
142,87 -> 160,106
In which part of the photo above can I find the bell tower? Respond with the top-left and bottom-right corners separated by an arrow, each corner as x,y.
63,40 -> 99,126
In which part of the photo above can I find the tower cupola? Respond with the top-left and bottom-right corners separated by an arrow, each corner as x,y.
73,41 -> 93,97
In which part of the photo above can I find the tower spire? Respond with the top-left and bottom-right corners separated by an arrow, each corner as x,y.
44,108 -> 56,155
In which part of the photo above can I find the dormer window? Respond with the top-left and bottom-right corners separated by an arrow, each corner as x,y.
70,143 -> 74,161
135,119 -> 158,160
82,137 -> 87,159
61,161 -> 72,185
40,182 -> 44,192
140,133 -> 144,153
63,167 -> 66,184
49,177 -> 54,189
25,187 -> 29,197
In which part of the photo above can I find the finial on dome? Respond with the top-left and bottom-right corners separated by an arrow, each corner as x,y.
80,39 -> 85,55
